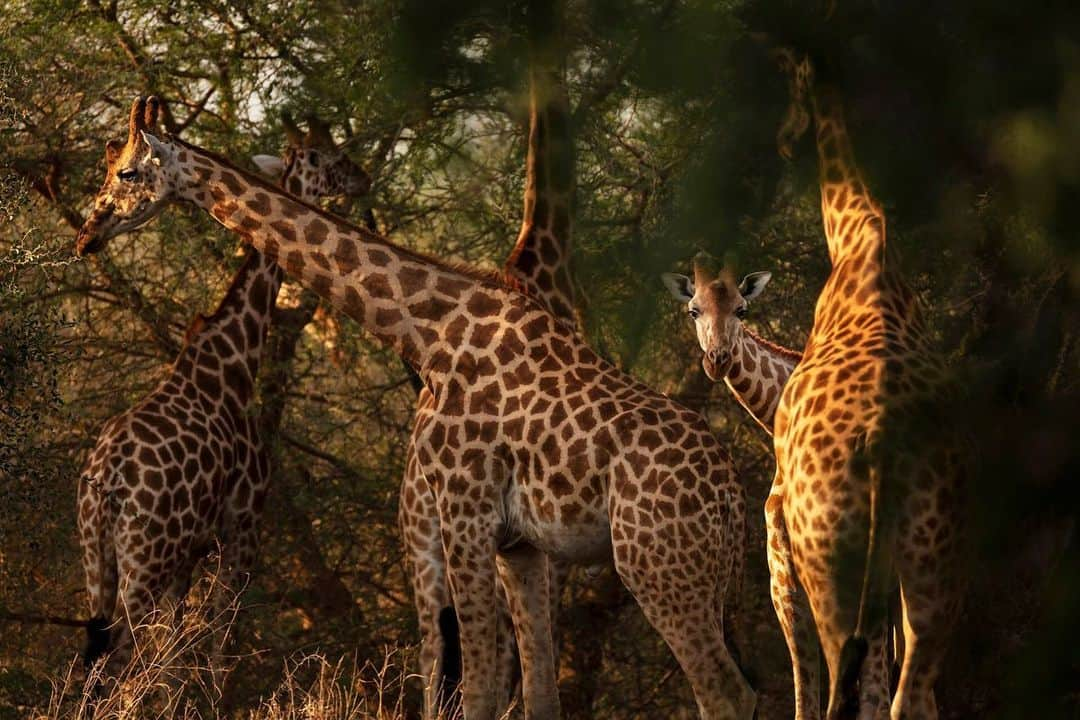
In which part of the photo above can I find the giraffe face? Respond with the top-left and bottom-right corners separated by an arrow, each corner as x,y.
77,98 -> 176,256
773,48 -> 814,160
252,146 -> 371,205
663,266 -> 771,381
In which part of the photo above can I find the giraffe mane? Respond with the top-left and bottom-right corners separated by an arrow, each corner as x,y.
179,246 -> 269,348
182,314 -> 207,345
743,325 -> 802,362
168,135 -> 525,297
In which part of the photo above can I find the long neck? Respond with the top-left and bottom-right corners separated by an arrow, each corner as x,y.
172,138 -> 513,377
724,324 -> 801,435
812,87 -> 887,268
174,249 -> 283,411
504,10 -> 575,326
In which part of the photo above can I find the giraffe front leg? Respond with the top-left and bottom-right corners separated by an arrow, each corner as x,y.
765,481 -> 822,720
492,580 -> 522,717
439,490 -> 500,720
399,449 -> 456,719
546,557 -> 571,650
497,543 -> 560,720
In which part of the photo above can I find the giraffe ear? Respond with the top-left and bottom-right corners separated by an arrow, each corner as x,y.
251,154 -> 286,178
140,130 -> 171,164
105,139 -> 124,167
662,273 -> 695,302
738,271 -> 772,301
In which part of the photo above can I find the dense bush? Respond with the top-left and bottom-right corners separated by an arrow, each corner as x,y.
1,1 -> 1076,717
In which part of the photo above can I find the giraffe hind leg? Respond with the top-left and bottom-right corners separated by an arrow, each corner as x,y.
498,544 -> 559,720
857,630 -> 891,720
890,446 -> 964,720
765,482 -> 822,720
610,473 -> 754,719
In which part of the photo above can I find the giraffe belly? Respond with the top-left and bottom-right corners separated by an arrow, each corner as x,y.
504,470 -> 612,565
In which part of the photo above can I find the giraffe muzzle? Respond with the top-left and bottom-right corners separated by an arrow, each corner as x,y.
76,208 -> 114,256
76,227 -> 105,256
703,348 -> 732,381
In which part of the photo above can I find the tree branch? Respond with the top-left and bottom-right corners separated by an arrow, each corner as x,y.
0,609 -> 88,628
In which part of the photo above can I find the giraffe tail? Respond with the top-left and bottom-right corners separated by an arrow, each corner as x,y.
84,617 -> 112,669
435,605 -> 463,716
826,434 -> 885,720
82,477 -> 120,670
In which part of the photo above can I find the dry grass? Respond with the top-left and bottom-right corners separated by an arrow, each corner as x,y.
28,572 -> 429,720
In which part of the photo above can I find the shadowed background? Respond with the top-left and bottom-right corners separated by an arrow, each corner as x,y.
1,0 -> 1077,717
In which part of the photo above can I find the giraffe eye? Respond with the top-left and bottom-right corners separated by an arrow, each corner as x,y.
735,306 -> 748,319
688,307 -> 700,320
117,168 -> 138,182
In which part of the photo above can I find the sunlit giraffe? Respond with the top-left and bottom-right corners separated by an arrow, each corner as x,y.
769,50 -> 967,719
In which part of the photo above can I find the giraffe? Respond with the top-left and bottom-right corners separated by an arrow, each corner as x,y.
398,33 -> 578,719
664,261 -> 825,717
662,263 -> 802,435
76,100 -> 370,679
765,51 -> 967,719
76,95 -> 756,720
664,261 -> 820,713
252,111 -> 378,368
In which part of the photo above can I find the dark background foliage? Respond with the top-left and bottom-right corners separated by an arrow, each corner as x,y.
0,0 -> 1076,717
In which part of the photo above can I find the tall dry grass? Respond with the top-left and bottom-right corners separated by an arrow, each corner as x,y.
28,571 -> 445,720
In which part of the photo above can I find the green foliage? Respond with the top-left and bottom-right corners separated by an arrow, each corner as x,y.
0,0 -> 1076,717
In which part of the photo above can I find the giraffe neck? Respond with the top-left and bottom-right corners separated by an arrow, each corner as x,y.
724,324 -> 801,435
504,50 -> 575,324
169,136 -> 518,378
811,87 -> 887,269
175,249 -> 282,411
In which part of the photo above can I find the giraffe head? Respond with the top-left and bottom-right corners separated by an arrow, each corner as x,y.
772,48 -> 814,160
663,259 -> 771,381
77,96 -> 176,255
251,112 -> 371,205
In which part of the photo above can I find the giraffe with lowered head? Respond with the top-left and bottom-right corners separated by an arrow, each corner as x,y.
77,95 -> 756,720
399,25 -> 578,718
77,101 -> 370,678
